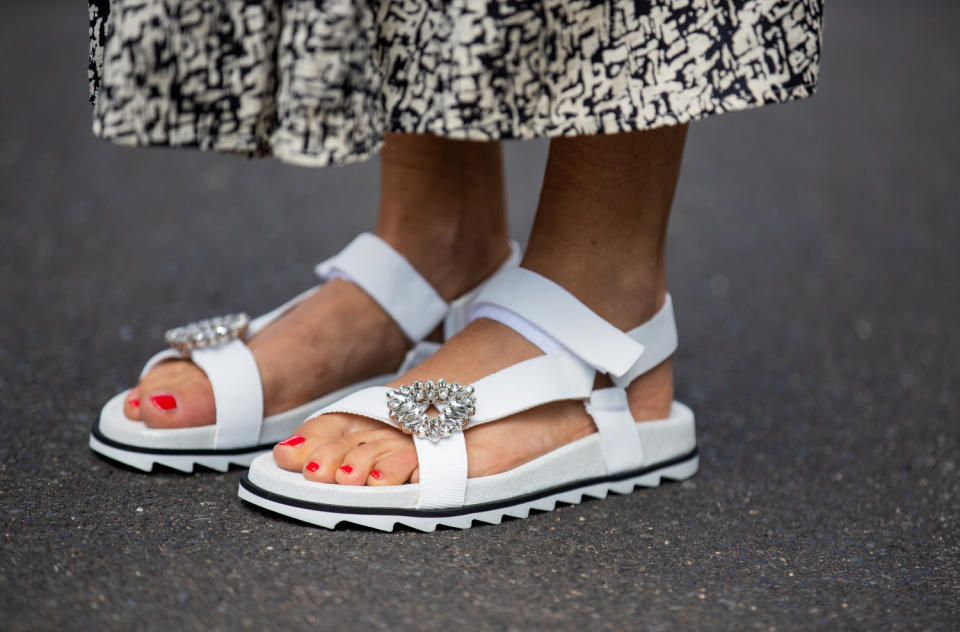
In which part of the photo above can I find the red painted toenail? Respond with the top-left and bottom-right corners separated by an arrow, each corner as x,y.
339,465 -> 354,474
305,461 -> 320,473
128,398 -> 140,407
370,469 -> 382,480
150,394 -> 177,411
278,435 -> 306,447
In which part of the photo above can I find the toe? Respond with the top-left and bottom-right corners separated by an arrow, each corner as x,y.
299,428 -> 398,484
300,436 -> 359,483
274,414 -> 349,473
368,442 -> 419,486
301,428 -> 379,483
138,361 -> 216,429
331,439 -> 400,486
123,387 -> 141,420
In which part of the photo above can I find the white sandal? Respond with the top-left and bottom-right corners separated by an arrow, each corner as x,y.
239,267 -> 698,531
89,233 -> 521,472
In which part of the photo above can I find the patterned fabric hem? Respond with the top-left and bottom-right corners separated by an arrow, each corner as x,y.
90,0 -> 823,168
93,81 -> 818,169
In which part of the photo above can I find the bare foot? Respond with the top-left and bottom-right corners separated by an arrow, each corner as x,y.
124,131 -> 513,430
272,318 -> 674,485
125,278 -> 410,429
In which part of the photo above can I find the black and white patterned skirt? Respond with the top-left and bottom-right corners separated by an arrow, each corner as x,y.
89,0 -> 823,167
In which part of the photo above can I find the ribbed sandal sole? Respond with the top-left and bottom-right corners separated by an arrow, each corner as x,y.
237,447 -> 698,532
89,427 -> 273,473
90,373 -> 397,474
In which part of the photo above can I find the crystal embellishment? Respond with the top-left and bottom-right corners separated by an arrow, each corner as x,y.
386,379 -> 476,442
165,313 -> 250,355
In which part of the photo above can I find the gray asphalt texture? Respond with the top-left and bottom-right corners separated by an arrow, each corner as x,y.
2,2 -> 958,630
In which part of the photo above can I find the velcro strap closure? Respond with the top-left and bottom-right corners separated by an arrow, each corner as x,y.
191,340 -> 265,450
315,233 -> 448,342
469,267 -> 644,377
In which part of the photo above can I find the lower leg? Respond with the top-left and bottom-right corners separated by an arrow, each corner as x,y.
524,125 -> 688,418
523,125 -> 687,329
376,133 -> 511,299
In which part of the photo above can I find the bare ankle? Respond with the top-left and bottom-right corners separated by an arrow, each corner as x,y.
625,358 -> 674,421
376,134 -> 511,299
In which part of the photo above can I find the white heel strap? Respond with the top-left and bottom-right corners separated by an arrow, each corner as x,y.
315,233 -> 448,342
614,295 -> 677,387
469,267 -> 644,377
584,387 -> 644,474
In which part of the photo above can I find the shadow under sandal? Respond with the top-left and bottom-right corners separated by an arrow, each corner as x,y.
89,233 -> 521,473
239,267 -> 698,531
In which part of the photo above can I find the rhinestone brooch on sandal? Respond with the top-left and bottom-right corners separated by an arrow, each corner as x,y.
386,379 -> 476,442
165,313 -> 250,355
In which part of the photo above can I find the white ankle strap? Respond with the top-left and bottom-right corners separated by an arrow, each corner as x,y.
315,233 -> 448,342
469,268 -> 643,376
469,302 -> 564,355
468,267 -> 677,384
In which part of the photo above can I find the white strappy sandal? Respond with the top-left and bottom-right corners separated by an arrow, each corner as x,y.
238,267 -> 698,531
89,234 -> 521,473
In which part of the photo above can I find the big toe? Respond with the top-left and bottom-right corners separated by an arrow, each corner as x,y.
273,414 -> 350,473
138,362 -> 216,429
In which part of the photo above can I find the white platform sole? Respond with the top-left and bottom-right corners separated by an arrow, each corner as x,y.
238,449 -> 698,531
89,432 -> 267,473
89,373 -> 396,473
237,395 -> 699,533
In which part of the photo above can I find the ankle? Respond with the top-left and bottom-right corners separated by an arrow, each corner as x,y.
376,134 -> 511,299
624,358 -> 674,421
379,228 -> 511,300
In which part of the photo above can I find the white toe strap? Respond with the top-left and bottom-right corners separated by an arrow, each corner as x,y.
316,352 -> 594,427
191,340 -> 264,450
140,341 -> 264,449
414,434 -> 468,509
469,267 -> 644,377
315,233 -> 448,342
584,387 -> 644,474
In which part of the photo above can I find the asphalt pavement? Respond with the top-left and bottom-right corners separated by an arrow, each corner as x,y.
1,1 -> 958,630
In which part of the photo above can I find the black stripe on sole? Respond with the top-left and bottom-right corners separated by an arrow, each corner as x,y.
90,420 -> 276,457
239,446 -> 698,519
